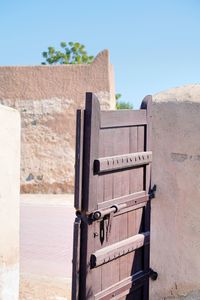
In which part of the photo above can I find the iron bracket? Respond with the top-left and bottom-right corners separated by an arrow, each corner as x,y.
149,268 -> 158,281
149,184 -> 157,200
76,211 -> 93,225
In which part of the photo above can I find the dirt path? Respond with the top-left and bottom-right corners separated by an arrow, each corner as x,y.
20,194 -> 74,300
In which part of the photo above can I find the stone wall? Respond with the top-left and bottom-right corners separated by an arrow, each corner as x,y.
0,50 -> 115,193
150,84 -> 200,299
0,105 -> 20,300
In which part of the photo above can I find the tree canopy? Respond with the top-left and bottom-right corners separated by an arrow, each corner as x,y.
115,93 -> 133,109
41,41 -> 133,109
41,41 -> 94,65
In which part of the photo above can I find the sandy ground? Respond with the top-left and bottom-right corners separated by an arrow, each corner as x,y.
20,274 -> 72,300
20,194 -> 75,300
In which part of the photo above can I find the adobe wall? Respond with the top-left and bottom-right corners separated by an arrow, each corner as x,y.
0,105 -> 20,299
0,50 -> 115,193
150,84 -> 200,299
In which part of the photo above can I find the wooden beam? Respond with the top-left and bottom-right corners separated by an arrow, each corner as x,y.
91,232 -> 150,268
100,110 -> 147,128
94,151 -> 152,174
97,191 -> 147,210
94,271 -> 150,300
71,218 -> 81,300
94,271 -> 149,300
74,110 -> 84,210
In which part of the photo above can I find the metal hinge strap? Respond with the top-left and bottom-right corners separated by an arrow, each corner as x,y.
149,184 -> 157,200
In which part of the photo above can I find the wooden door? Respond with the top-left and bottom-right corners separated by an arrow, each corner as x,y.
72,93 -> 154,300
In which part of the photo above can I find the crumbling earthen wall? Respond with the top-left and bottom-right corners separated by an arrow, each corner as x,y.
0,105 -> 20,300
150,84 -> 200,300
0,50 -> 115,193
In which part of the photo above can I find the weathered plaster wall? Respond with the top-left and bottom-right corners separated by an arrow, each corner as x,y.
0,50 -> 115,193
150,84 -> 200,300
0,105 -> 20,300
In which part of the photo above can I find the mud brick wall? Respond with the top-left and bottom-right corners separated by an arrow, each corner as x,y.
0,50 -> 115,193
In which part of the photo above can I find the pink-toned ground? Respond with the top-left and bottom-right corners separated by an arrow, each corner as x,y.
20,194 -> 74,300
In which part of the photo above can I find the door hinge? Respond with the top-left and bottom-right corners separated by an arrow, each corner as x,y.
76,211 -> 92,224
149,184 -> 157,200
149,268 -> 158,280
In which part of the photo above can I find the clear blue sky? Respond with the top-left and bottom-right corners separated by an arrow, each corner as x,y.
0,0 -> 199,107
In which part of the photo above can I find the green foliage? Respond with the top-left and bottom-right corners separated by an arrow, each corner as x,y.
116,101 -> 133,109
42,42 -> 133,109
41,41 -> 94,65
115,93 -> 122,101
115,93 -> 133,109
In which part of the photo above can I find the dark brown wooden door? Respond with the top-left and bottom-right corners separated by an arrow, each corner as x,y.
72,93 -> 153,300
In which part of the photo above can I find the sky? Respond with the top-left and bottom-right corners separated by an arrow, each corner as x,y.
0,0 -> 200,107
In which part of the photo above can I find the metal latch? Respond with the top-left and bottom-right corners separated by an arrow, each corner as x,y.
91,204 -> 127,243
76,204 -> 127,244
90,203 -> 127,221
75,203 -> 126,224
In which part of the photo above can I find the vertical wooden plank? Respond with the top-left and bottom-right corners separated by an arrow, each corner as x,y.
73,109 -> 84,300
74,110 -> 84,210
101,166 -> 120,289
101,260 -> 120,290
140,95 -> 152,300
132,208 -> 144,273
141,95 -> 152,193
119,213 -> 128,280
101,129 -> 113,202
102,128 -> 129,291
94,130 -> 104,296
127,210 -> 136,276
128,125 -> 142,279
101,215 -> 120,289
104,173 -> 113,201
79,93 -> 101,300
113,128 -> 129,283
118,181 -> 129,280
126,208 -> 144,283
129,127 -> 138,194
97,130 -> 104,205
137,126 -> 145,192
82,93 -> 100,212
113,128 -> 130,283
135,123 -> 146,297
101,127 -> 113,291
71,217 -> 81,300
112,127 -> 129,196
